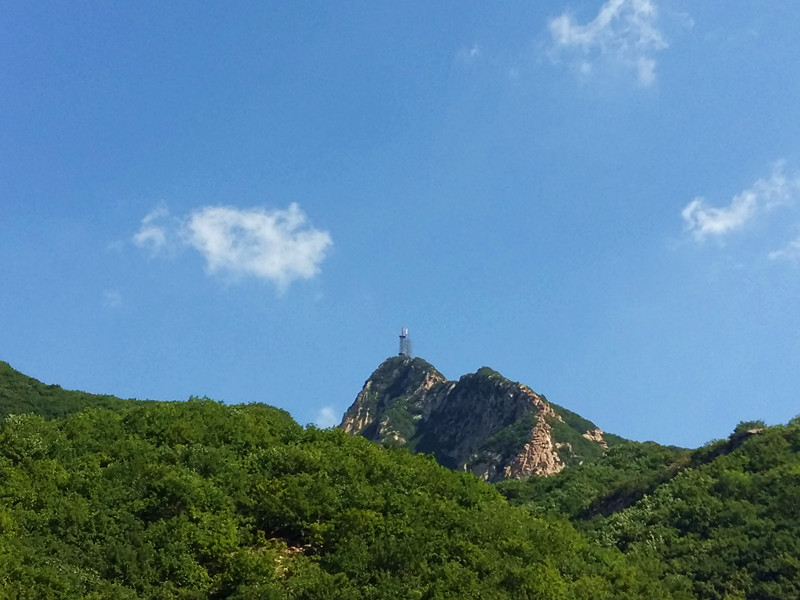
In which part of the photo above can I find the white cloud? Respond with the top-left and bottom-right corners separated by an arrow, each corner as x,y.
183,204 -> 332,289
681,195 -> 758,240
314,406 -> 338,429
682,163 -> 799,241
133,203 -> 332,290
133,205 -> 172,256
547,0 -> 667,86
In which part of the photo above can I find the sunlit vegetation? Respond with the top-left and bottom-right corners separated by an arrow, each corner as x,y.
0,397 -> 685,599
2,361 -> 799,599
0,361 -> 135,421
500,422 -> 800,600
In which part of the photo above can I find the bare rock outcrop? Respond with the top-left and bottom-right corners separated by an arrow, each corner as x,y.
340,357 -> 447,438
505,412 -> 565,478
341,357 -> 612,481
582,427 -> 609,450
340,382 -> 375,435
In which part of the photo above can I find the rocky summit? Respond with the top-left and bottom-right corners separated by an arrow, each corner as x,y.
340,356 -> 618,481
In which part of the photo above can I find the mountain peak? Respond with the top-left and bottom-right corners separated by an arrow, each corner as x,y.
339,356 -> 446,443
340,358 -> 614,481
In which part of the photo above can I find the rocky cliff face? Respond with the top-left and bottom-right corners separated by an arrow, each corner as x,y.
340,357 -> 614,482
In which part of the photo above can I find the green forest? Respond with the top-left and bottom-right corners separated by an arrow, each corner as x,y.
1,361 -> 799,599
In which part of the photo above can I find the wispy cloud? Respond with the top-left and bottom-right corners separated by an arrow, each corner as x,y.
133,205 -> 173,256
768,238 -> 800,262
547,0 -> 667,86
682,162 -> 798,242
314,406 -> 338,429
133,203 -> 332,290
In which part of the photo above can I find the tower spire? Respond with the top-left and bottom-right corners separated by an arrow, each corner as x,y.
398,327 -> 412,357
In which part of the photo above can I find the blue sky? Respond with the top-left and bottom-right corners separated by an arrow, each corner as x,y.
2,1 -> 800,448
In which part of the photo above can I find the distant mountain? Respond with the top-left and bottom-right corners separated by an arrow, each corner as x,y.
340,356 -> 625,481
0,360 -> 135,421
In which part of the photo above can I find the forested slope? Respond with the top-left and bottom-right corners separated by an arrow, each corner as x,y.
499,422 -> 800,600
3,361 -> 798,599
0,398 -> 685,599
0,360 -> 135,421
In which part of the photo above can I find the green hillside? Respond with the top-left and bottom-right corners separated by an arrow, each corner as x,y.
0,398 -> 681,599
3,361 -> 799,599
497,440 -> 688,519
500,422 -> 800,600
0,360 -> 135,421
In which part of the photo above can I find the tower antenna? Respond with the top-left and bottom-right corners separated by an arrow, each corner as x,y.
399,327 -> 412,357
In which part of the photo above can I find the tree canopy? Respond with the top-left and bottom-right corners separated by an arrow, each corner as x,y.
0,398 -> 687,599
2,361 -> 799,599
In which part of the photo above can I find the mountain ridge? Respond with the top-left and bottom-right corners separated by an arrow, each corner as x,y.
340,355 -> 621,481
